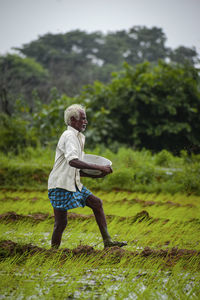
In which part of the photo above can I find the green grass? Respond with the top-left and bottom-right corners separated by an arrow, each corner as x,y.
1,146 -> 200,194
1,190 -> 200,252
0,247 -> 200,299
1,147 -> 200,298
0,190 -> 200,299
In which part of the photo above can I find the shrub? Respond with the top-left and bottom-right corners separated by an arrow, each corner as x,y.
154,149 -> 174,167
0,113 -> 37,153
106,168 -> 134,190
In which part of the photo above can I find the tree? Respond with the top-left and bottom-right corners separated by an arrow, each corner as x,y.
0,54 -> 49,114
0,113 -> 37,152
17,30 -> 105,96
17,26 -> 199,101
124,26 -> 169,65
169,46 -> 200,65
80,61 -> 200,153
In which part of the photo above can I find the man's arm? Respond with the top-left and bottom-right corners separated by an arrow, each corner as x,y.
79,170 -> 107,178
69,159 -> 112,177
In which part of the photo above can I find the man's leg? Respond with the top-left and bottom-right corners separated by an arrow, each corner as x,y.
51,208 -> 68,249
86,194 -> 127,248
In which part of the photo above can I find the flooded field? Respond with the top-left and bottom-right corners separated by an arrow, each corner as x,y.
0,190 -> 200,299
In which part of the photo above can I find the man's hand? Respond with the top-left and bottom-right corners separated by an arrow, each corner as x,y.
80,165 -> 113,178
70,159 -> 113,178
99,165 -> 113,176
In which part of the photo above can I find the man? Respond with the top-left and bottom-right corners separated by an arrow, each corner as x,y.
48,104 -> 127,249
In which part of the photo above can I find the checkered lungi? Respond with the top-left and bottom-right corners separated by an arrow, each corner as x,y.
48,186 -> 92,211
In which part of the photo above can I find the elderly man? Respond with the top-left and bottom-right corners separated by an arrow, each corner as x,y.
48,104 -> 127,249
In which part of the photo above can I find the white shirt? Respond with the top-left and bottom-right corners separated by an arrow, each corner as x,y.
48,126 -> 85,192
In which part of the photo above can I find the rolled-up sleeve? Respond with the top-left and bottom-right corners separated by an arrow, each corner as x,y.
57,130 -> 82,164
64,137 -> 79,163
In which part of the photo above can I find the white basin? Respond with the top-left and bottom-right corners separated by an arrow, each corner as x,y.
82,154 -> 112,175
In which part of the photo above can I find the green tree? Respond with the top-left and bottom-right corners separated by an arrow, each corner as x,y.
169,46 -> 199,65
17,31 -> 105,96
124,26 -> 169,65
32,93 -> 77,146
80,61 -> 200,153
16,27 -> 199,100
0,54 -> 49,114
0,113 -> 37,153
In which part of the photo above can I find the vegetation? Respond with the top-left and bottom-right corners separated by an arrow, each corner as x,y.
0,60 -> 200,153
0,147 -> 200,195
80,61 -> 200,152
0,26 -> 200,153
0,54 -> 48,114
0,189 -> 200,298
16,26 -> 200,98
0,25 -> 200,299
1,26 -> 199,114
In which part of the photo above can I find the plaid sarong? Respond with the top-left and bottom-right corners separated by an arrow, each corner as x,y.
48,186 -> 92,211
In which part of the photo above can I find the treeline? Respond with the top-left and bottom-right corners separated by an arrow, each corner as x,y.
0,61 -> 200,154
0,26 -> 200,154
0,26 -> 199,113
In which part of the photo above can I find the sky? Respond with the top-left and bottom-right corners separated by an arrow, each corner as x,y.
0,0 -> 200,56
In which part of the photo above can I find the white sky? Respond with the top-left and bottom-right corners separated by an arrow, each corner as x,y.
0,0 -> 200,55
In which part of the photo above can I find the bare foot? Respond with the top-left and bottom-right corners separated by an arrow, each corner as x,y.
104,240 -> 128,248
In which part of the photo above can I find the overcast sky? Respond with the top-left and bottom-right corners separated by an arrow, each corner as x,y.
1,0 -> 200,55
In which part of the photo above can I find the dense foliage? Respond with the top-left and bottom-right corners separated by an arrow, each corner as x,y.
0,26 -> 200,153
0,26 -> 199,114
0,60 -> 200,153
0,54 -> 48,114
81,61 -> 200,153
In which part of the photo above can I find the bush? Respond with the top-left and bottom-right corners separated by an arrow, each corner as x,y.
174,164 -> 200,194
0,146 -> 200,195
0,113 -> 37,153
106,168 -> 134,190
154,150 -> 174,167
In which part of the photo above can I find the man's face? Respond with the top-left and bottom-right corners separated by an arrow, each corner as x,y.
71,110 -> 88,132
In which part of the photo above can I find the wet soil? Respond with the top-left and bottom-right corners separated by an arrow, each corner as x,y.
114,198 -> 195,208
0,194 -> 195,208
0,212 -> 50,222
0,212 -> 93,223
1,211 -> 199,226
0,240 -> 199,267
0,210 -> 169,225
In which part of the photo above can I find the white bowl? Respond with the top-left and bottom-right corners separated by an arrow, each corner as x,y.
82,154 -> 112,175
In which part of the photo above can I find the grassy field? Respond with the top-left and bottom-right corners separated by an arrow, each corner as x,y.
0,147 -> 200,298
1,147 -> 200,195
0,189 -> 200,299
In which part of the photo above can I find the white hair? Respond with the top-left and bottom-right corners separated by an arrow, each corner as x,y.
64,104 -> 85,125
